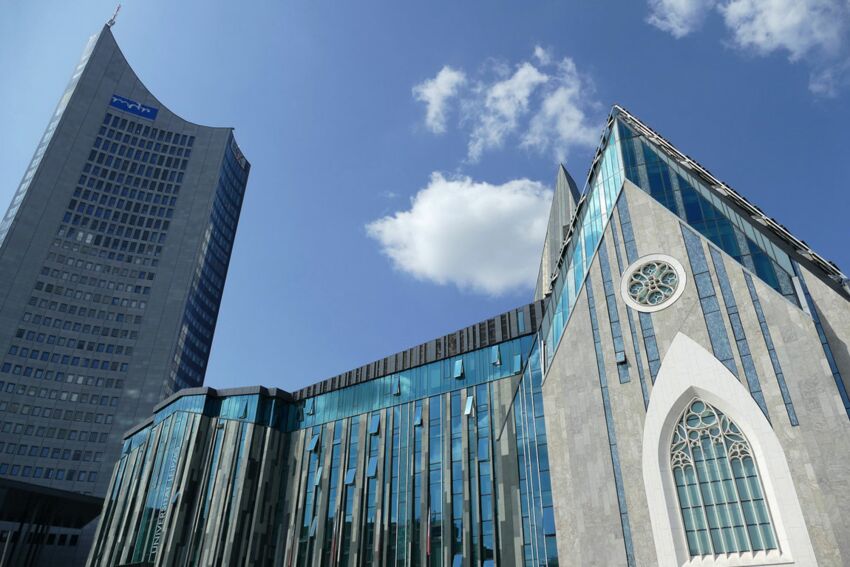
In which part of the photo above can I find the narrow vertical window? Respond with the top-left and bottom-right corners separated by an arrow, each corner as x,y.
453,359 -> 464,379
308,432 -> 320,452
369,413 -> 380,435
489,345 -> 501,366
671,399 -> 777,558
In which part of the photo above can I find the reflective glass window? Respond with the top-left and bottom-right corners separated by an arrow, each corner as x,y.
453,359 -> 464,379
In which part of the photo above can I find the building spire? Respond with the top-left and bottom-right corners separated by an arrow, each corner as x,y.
107,3 -> 121,27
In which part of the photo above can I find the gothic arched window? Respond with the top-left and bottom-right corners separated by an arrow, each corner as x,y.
670,399 -> 778,558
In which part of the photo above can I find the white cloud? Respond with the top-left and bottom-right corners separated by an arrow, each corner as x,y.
646,0 -> 850,95
720,0 -> 846,60
412,66 -> 466,134
412,49 -> 603,163
366,173 -> 552,295
808,59 -> 850,96
647,0 -> 716,37
533,45 -> 553,66
522,58 -> 599,162
467,63 -> 549,162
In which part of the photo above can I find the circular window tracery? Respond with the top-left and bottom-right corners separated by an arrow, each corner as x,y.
620,254 -> 686,313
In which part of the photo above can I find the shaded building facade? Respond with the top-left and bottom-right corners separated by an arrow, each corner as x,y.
0,24 -> 249,564
89,106 -> 850,567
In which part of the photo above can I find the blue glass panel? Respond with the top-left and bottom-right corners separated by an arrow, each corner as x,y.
536,121 -> 626,371
369,414 -> 380,435
453,359 -> 464,379
542,507 -> 556,536
464,396 -> 474,416
308,433 -> 320,452
478,438 -> 489,460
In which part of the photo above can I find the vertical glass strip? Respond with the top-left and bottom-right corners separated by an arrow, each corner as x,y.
681,226 -> 740,378
362,411 -> 381,563
297,425 -> 321,566
610,220 -> 650,408
708,246 -> 771,420
617,193 -> 661,382
598,240 -> 630,383
449,392 -> 463,561
412,400 -> 423,566
387,407 -> 401,562
428,396 -> 443,566
339,418 -> 360,564
743,273 -> 798,427
322,421 -> 343,564
791,263 -> 850,419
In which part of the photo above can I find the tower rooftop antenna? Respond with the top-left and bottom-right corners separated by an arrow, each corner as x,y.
107,4 -> 121,27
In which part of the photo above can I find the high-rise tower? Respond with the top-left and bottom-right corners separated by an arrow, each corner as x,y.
0,22 -> 249,562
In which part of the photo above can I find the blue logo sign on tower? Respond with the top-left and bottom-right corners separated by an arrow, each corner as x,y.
109,94 -> 159,120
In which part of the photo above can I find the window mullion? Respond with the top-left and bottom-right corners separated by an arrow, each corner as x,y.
687,442 -> 713,556
723,438 -> 751,554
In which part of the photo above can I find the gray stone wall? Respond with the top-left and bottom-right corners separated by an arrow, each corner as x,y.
543,179 -> 850,565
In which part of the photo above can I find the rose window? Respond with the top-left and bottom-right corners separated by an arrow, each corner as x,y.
627,260 -> 680,307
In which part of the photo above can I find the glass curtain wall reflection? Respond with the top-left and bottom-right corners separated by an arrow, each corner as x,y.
89,329 -> 558,566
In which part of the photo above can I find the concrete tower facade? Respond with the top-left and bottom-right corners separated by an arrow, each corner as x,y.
0,24 -> 249,564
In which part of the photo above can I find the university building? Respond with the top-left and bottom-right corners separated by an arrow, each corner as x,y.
0,23 -> 249,564
87,104 -> 850,566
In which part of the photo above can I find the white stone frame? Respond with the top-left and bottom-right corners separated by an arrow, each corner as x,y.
642,333 -> 817,567
621,254 -> 687,313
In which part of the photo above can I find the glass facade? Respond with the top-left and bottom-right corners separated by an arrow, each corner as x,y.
617,120 -> 797,305
90,328 -> 557,566
539,116 -> 625,371
537,110 -> 808,380
291,335 -> 535,429
171,135 -> 249,390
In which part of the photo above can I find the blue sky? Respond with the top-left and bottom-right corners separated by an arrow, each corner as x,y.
1,1 -> 848,391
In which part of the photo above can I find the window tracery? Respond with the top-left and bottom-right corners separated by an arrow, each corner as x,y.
670,399 -> 777,557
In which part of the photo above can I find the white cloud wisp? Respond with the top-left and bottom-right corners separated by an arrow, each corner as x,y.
412,48 -> 602,163
646,0 -> 850,95
522,58 -> 599,162
467,63 -> 549,162
412,66 -> 467,134
647,0 -> 716,37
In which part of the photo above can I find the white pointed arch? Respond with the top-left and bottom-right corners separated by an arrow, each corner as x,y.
642,333 -> 816,566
